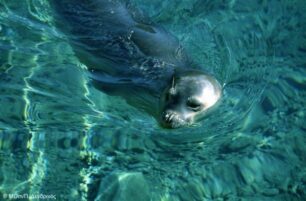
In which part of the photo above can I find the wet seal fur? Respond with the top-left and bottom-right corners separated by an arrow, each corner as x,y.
51,0 -> 222,128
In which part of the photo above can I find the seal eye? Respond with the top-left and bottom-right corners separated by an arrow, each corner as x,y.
186,100 -> 202,111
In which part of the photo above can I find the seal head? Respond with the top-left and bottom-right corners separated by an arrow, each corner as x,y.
159,70 -> 222,128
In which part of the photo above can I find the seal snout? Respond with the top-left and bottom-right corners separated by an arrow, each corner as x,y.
163,111 -> 178,124
161,110 -> 187,128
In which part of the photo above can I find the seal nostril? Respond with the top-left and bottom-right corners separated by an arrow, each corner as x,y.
164,114 -> 171,123
162,111 -> 173,124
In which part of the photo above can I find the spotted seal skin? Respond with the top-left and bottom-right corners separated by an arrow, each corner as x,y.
51,0 -> 222,128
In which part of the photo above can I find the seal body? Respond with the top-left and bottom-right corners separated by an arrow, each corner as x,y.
51,0 -> 222,128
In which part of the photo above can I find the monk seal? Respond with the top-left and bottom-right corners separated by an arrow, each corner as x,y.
51,0 -> 222,128
160,70 -> 221,128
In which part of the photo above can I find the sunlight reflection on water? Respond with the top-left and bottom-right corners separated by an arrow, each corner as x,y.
0,0 -> 305,200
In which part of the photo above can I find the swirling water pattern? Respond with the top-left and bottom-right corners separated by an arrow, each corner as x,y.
0,0 -> 305,200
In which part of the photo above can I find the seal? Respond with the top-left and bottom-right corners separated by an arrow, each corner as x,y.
51,0 -> 222,128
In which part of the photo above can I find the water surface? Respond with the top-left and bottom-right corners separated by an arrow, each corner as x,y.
0,0 -> 305,200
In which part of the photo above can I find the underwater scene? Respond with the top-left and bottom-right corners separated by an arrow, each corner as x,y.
0,0 -> 306,200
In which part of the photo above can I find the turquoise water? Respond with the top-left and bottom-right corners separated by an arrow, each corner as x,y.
0,0 -> 305,200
